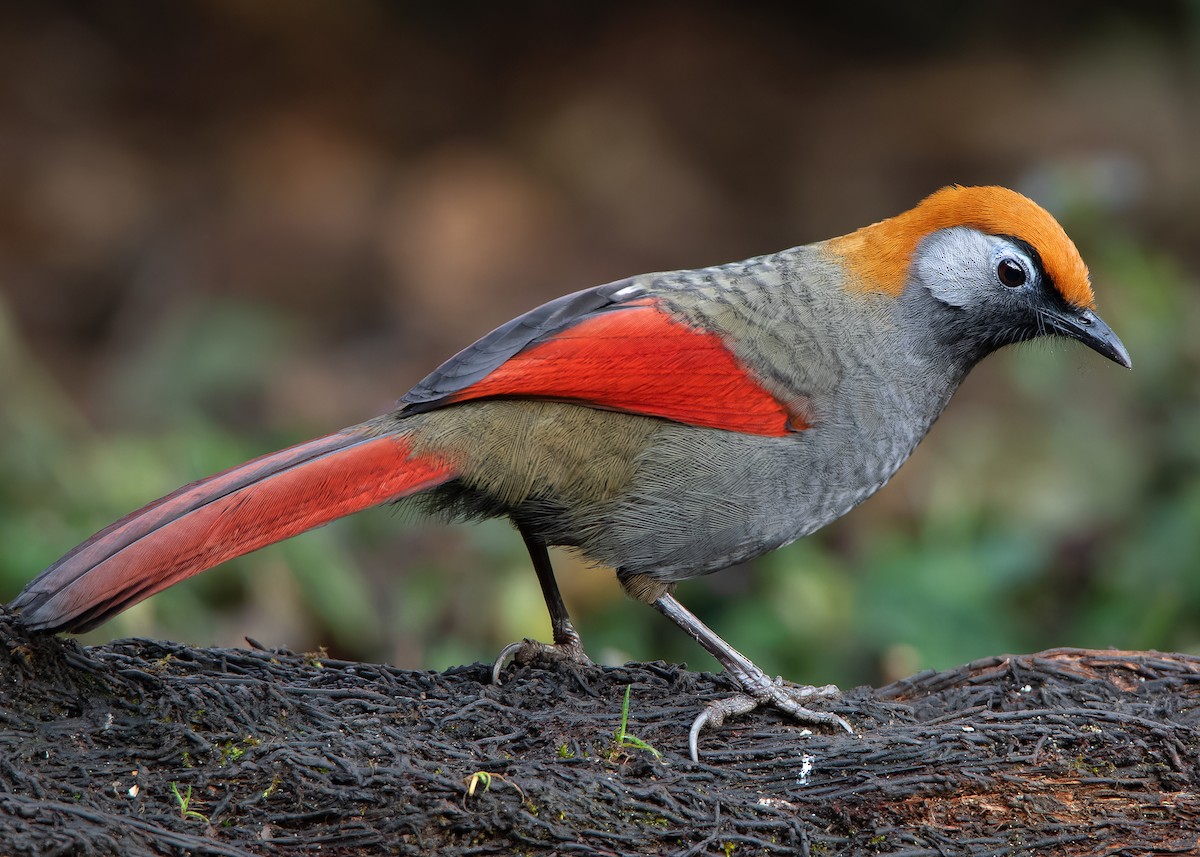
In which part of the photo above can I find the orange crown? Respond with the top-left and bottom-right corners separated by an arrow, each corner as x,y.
825,186 -> 1095,309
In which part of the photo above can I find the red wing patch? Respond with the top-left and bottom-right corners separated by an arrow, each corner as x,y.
443,300 -> 801,436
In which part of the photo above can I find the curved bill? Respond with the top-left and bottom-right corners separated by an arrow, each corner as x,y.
1045,306 -> 1131,368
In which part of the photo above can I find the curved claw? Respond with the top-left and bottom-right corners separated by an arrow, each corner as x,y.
767,678 -> 853,735
688,681 -> 853,763
806,709 -> 853,735
489,636 -> 592,686
689,693 -> 759,762
491,640 -> 528,685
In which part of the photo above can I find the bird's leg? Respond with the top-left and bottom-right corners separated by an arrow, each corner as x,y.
652,592 -> 853,762
491,524 -> 592,684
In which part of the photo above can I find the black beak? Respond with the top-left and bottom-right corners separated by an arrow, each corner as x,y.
1044,306 -> 1131,369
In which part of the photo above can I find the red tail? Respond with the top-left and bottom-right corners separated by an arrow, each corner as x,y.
11,427 -> 456,633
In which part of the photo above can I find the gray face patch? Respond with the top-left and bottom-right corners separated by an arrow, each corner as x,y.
913,227 -> 1038,310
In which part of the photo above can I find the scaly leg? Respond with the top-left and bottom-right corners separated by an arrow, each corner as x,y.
491,524 -> 591,684
653,592 -> 852,762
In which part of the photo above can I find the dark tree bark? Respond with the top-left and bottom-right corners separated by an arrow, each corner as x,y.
0,613 -> 1196,856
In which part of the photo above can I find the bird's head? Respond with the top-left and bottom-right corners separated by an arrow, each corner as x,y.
826,185 -> 1131,369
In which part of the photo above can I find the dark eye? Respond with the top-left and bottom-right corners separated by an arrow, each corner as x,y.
997,258 -> 1027,288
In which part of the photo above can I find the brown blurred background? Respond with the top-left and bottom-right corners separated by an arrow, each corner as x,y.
2,1 -> 1198,687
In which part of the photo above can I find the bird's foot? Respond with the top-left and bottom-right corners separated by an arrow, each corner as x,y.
490,625 -> 592,685
651,592 -> 853,761
690,677 -> 851,762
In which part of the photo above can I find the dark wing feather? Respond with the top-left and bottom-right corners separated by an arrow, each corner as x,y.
400,278 -> 800,437
403,279 -> 643,409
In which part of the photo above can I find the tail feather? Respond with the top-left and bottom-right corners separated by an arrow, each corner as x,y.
10,427 -> 456,633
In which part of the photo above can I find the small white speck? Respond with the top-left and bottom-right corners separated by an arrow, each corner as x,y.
797,753 -> 815,786
756,797 -> 798,811
961,725 -> 975,733
1020,685 -> 1032,693
102,713 -> 114,731
611,285 -> 643,300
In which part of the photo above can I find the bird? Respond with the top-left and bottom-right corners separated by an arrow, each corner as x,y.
10,185 -> 1130,760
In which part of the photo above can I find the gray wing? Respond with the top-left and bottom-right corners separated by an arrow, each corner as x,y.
400,277 -> 646,414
